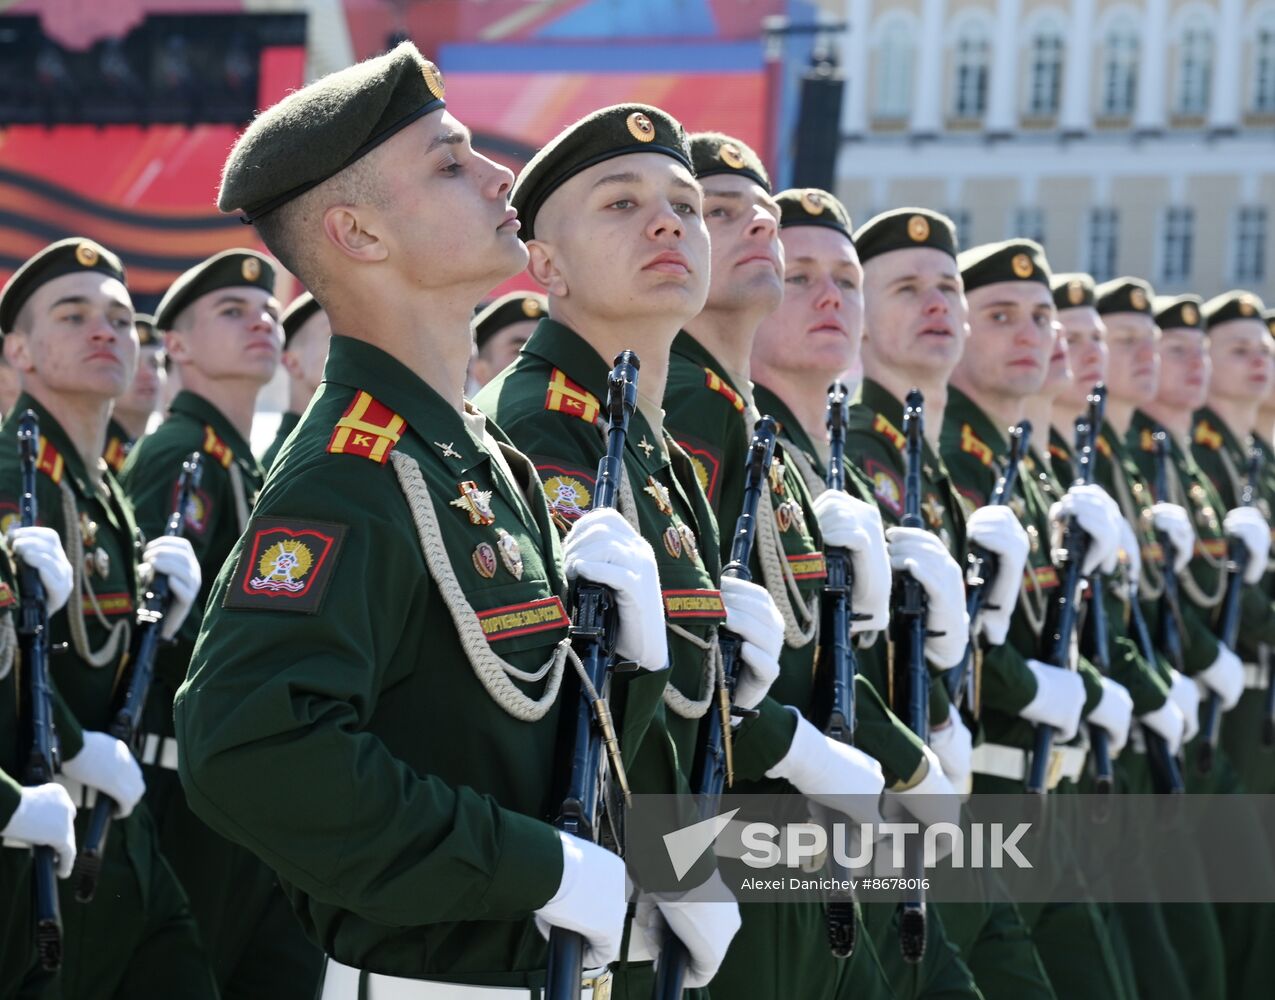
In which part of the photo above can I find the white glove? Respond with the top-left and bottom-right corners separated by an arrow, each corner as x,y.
885,526 -> 969,670
882,744 -> 962,834
719,575 -> 782,712
8,526 -> 73,615
61,731 -> 145,818
1197,645 -> 1244,711
1,783 -> 77,878
766,710 -> 885,825
1021,660 -> 1087,742
1150,503 -> 1194,574
1116,518 -> 1142,586
1087,677 -> 1134,756
562,509 -> 668,671
533,831 -> 628,969
1139,697 -> 1187,756
965,506 -> 1029,645
1050,484 -> 1121,576
1224,507 -> 1271,584
928,704 -> 973,793
812,490 -> 890,633
140,536 -> 201,641
1169,669 -> 1201,742
638,871 -> 742,988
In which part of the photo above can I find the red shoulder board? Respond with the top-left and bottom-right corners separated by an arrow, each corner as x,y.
1193,420 -> 1222,451
872,413 -> 906,452
36,437 -> 63,485
103,435 -> 128,473
960,423 -> 994,467
1095,436 -> 1113,459
1139,428 -> 1156,452
326,391 -> 406,464
544,369 -> 600,424
202,426 -> 235,468
703,368 -> 745,413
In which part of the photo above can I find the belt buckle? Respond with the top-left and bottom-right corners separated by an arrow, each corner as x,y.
1045,748 -> 1066,791
583,969 -> 612,1000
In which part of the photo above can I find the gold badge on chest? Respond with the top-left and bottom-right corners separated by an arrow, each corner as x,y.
450,481 -> 495,526
775,500 -> 793,533
80,513 -> 110,578
472,543 -> 497,579
644,476 -> 673,516
663,525 -> 683,559
769,460 -> 786,496
495,528 -> 523,580
922,495 -> 945,531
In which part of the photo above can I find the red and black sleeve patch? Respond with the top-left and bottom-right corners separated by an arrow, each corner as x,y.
534,461 -> 597,526
672,436 -> 722,503
476,597 -> 569,641
171,479 -> 213,538
223,517 -> 347,614
864,459 -> 903,516
662,588 -> 725,621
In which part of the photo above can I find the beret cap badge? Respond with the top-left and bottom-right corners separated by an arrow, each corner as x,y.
627,112 -> 656,142
1182,303 -> 1199,325
719,143 -> 746,169
1068,280 -> 1084,305
75,242 -> 99,268
800,189 -> 825,215
521,297 -> 542,318
422,62 -> 445,101
242,258 -> 261,282
908,215 -> 930,242
1130,287 -> 1148,310
1012,253 -> 1034,279
1241,297 -> 1256,316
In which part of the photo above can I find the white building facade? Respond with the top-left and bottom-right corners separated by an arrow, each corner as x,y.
833,0 -> 1275,300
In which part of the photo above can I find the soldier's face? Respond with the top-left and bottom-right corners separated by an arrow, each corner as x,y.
861,247 -> 967,379
752,226 -> 862,378
1208,320 -> 1272,405
168,286 -> 282,386
282,309 -> 332,397
471,319 -> 535,390
5,272 -> 137,403
1057,306 -> 1108,410
1155,327 -> 1209,410
1041,321 -> 1074,400
115,344 -> 166,419
958,281 -> 1054,401
700,175 -> 783,315
530,153 -> 710,326
1104,313 -> 1160,406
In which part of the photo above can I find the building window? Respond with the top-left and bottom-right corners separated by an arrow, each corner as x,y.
952,22 -> 990,119
1235,207 -> 1267,283
1026,27 -> 1064,117
875,18 -> 915,119
1176,16 -> 1213,117
1087,208 -> 1118,282
1254,14 -> 1275,113
1161,207 -> 1194,283
1100,18 -> 1139,117
1013,207 -> 1046,244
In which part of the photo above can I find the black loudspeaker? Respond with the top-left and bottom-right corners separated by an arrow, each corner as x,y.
791,63 -> 844,192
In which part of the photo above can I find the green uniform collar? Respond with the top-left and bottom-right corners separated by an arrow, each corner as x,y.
944,385 -> 1010,466
169,390 -> 258,473
12,391 -> 99,497
855,378 -> 947,472
1193,405 -> 1250,465
753,382 -> 824,476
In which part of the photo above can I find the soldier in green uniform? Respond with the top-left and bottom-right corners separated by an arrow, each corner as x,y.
0,236 -> 216,999
848,210 -> 1056,1000
665,147 -> 970,998
103,314 -> 163,474
0,527 -> 77,994
263,291 -> 332,471
177,43 -> 678,998
470,290 -> 546,391
120,248 -> 324,999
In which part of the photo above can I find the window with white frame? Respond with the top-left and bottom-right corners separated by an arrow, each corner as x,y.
1176,15 -> 1213,116
1235,206 -> 1267,283
1013,207 -> 1046,244
1026,25 -> 1064,117
1254,12 -> 1275,113
952,21 -> 991,119
1087,208 -> 1118,282
875,17 -> 915,119
1161,207 -> 1194,283
1100,17 -> 1139,117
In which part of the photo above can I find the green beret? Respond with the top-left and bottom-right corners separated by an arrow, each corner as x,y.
689,132 -> 770,192
134,313 -> 158,347
774,188 -> 853,241
512,104 -> 691,241
1051,273 -> 1095,311
1094,277 -> 1155,317
958,239 -> 1051,293
280,292 -> 323,346
155,249 -> 276,331
1152,294 -> 1204,331
1202,289 -> 1267,330
219,41 -> 446,221
0,238 -> 127,335
853,208 -> 959,264
473,291 -> 547,350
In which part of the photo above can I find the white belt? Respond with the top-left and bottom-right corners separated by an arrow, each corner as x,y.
320,959 -> 612,1000
971,742 -> 1087,791
140,733 -> 179,770
55,776 -> 98,809
1242,663 -> 1268,690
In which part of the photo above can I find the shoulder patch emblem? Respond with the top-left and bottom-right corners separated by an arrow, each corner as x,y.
327,391 -> 406,464
959,424 -> 994,467
172,479 -> 212,537
1193,420 -> 1222,451
871,413 -> 906,452
36,437 -> 64,485
537,463 -> 595,524
0,504 -> 17,535
224,518 -> 347,614
202,426 -> 235,468
865,458 -> 902,516
674,436 -> 721,502
545,369 -> 600,424
703,368 -> 745,413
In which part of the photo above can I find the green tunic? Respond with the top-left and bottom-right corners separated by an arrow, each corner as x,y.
178,335 -> 651,985
102,417 -> 133,476
120,390 -> 320,997
261,410 -> 302,472
0,395 -> 216,1000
